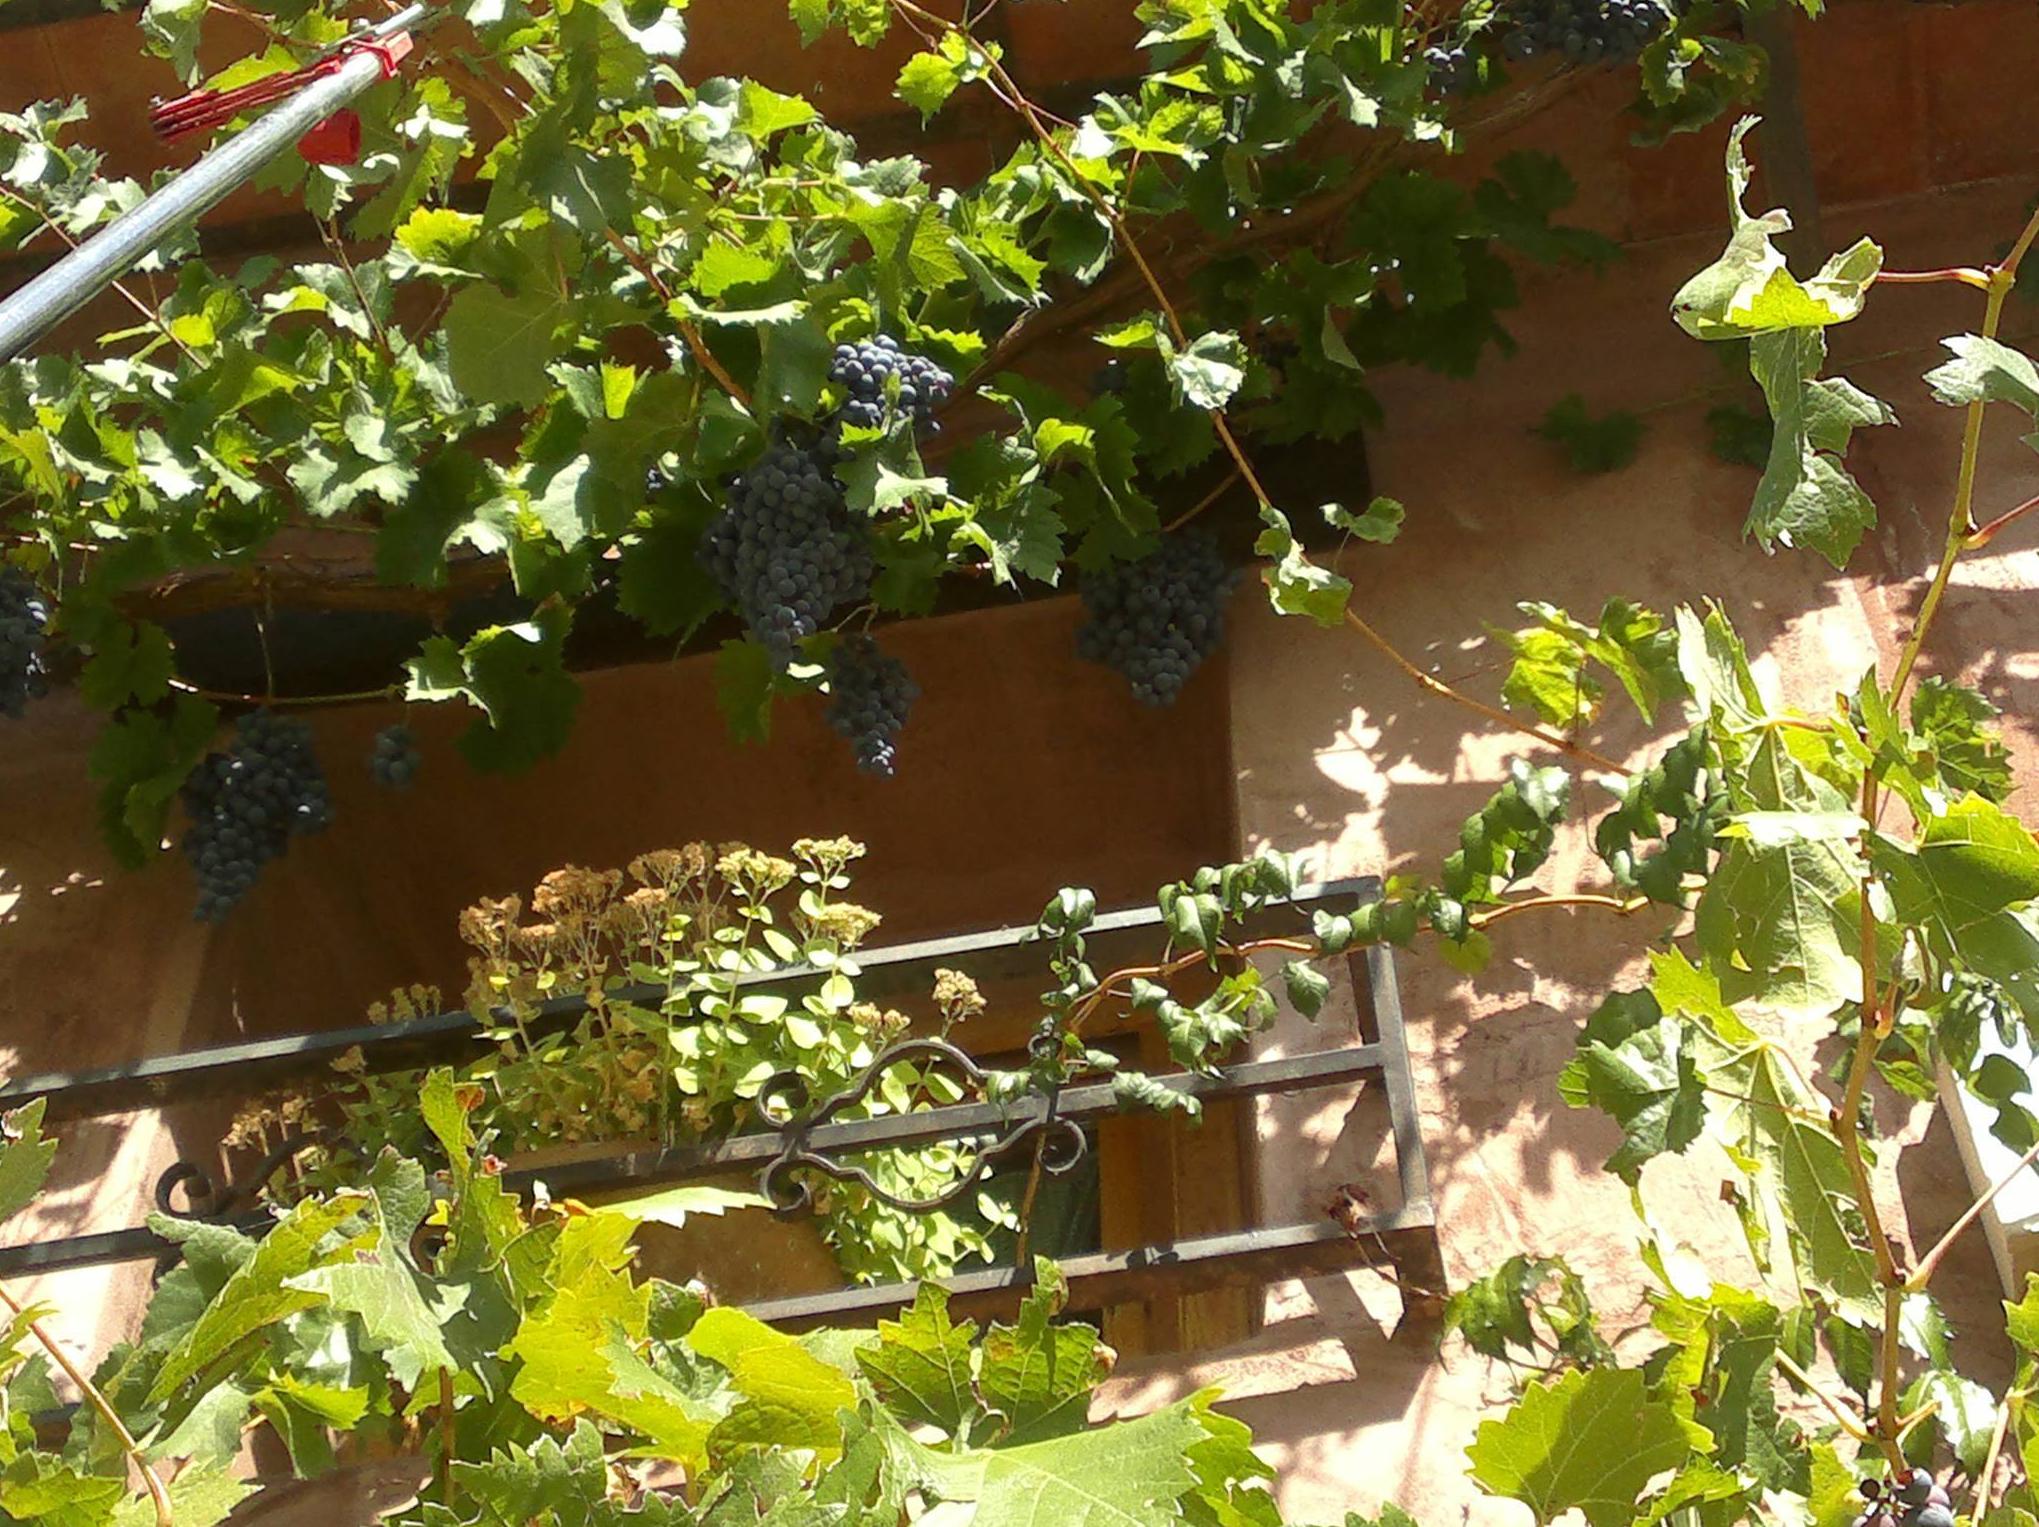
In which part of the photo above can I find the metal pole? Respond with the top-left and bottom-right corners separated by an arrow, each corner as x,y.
0,3 -> 427,362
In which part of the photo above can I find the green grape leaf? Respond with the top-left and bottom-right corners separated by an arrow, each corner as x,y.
856,1284 -> 979,1439
1672,118 -> 1881,341
1534,393 -> 1643,474
1743,327 -> 1895,568
689,1306 -> 857,1456
1255,506 -> 1350,626
284,1157 -> 458,1391
1501,599 -> 1683,728
1563,1016 -> 1706,1182
78,623 -> 175,710
1873,794 -> 2039,950
1658,951 -> 1880,1316
1925,334 -> 2039,447
978,1261 -> 1110,1446
1466,1368 -> 1693,1527
1324,496 -> 1404,544
1694,732 -> 1863,1018
445,283 -> 571,408
1281,960 -> 1332,1020
150,1193 -> 366,1401
407,610 -> 582,774
111,1464 -> 254,1527
1162,331 -> 1247,410
885,1390 -> 1213,1527
88,696 -> 219,870
0,1101 -> 56,1226
1912,677 -> 2014,805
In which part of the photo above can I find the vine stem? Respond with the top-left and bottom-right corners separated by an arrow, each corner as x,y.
167,678 -> 399,708
436,1370 -> 456,1509
1468,893 -> 1649,928
1907,1130 -> 2039,1292
1888,198 -> 2039,705
1341,610 -> 1627,774
599,230 -> 752,408
0,1284 -> 173,1526
1967,489 -> 2039,549
1874,267 -> 1990,289
1774,1349 -> 1871,1442
1973,1390 -> 2024,1520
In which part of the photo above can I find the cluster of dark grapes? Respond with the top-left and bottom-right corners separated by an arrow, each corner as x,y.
828,335 -> 953,431
1423,42 -> 1481,94
369,724 -> 420,789
180,710 -> 334,922
1499,0 -> 1670,65
1854,1471 -> 1954,1527
699,439 -> 873,668
1076,531 -> 1240,707
824,635 -> 918,777
0,572 -> 49,719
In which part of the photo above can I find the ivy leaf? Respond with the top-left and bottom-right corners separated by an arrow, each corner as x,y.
1467,1369 -> 1693,1527
978,1262 -> 1110,1446
856,1284 -> 980,1439
1255,505 -> 1350,627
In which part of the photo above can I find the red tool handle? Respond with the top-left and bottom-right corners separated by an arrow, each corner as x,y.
148,32 -> 414,145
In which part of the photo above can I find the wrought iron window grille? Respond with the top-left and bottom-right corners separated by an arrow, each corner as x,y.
0,877 -> 1442,1332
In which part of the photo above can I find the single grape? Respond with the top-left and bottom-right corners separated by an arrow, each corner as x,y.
824,634 -> 918,777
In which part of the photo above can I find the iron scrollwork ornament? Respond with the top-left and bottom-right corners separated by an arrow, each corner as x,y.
756,1037 -> 1085,1218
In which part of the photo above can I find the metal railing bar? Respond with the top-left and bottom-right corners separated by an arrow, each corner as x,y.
0,877 -> 1381,1123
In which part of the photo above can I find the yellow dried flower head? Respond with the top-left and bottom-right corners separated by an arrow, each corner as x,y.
629,843 -> 711,890
932,968 -> 986,1024
715,846 -> 796,895
811,901 -> 882,947
532,866 -> 621,919
459,895 -> 523,951
793,837 -> 866,869
514,922 -> 562,956
331,1045 -> 368,1076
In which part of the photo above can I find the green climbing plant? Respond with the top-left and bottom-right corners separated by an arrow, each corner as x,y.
0,0 -> 1779,921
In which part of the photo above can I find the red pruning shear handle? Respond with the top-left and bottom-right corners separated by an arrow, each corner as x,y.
147,30 -> 414,145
